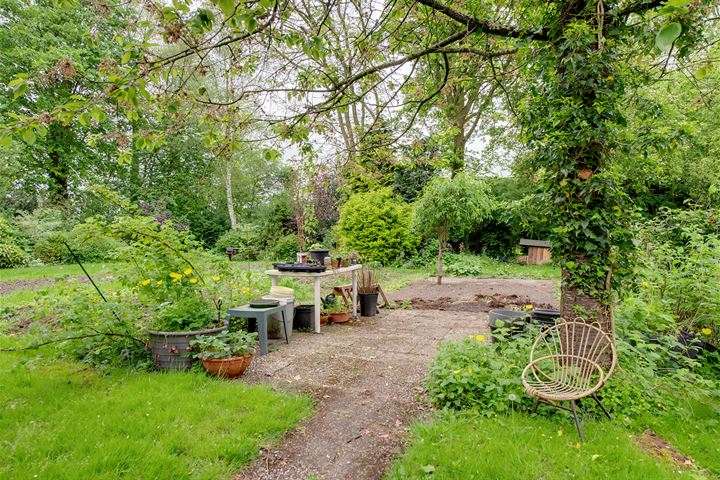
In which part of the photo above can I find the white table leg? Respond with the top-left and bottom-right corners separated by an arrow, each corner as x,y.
314,277 -> 321,333
271,275 -> 278,287
351,269 -> 358,318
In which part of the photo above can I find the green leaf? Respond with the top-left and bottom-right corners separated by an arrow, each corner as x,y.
215,0 -> 234,18
121,50 -> 133,64
21,129 -> 36,145
0,135 -> 11,148
665,0 -> 691,6
12,83 -> 28,99
246,16 -> 257,32
655,22 -> 682,51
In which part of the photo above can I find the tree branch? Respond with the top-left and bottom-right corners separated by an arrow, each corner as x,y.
414,0 -> 550,41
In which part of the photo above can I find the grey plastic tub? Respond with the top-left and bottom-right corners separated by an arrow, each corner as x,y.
147,326 -> 227,371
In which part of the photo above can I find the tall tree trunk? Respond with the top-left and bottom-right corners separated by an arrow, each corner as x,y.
225,156 -> 237,228
436,238 -> 444,285
451,127 -> 465,177
46,123 -> 70,203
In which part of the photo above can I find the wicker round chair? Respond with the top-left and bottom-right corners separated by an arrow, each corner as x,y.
521,318 -> 616,441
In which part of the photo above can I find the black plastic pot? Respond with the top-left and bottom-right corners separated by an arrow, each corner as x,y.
359,292 -> 379,317
147,326 -> 227,371
309,249 -> 330,265
294,304 -> 315,330
488,310 -> 529,340
530,309 -> 561,329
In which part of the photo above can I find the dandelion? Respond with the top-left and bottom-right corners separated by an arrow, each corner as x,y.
242,286 -> 251,293
169,272 -> 182,280
701,328 -> 712,335
475,335 -> 485,342
508,393 -> 518,402
189,278 -> 198,284
466,367 -> 473,374
156,280 -> 164,286
525,304 -> 533,310
212,275 -> 221,281
141,279 -> 151,286
453,369 -> 461,375
641,280 -> 649,287
183,268 -> 193,275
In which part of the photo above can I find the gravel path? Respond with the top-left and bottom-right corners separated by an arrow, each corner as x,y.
236,277 -> 558,480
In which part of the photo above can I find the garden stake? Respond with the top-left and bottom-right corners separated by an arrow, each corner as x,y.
63,241 -> 122,324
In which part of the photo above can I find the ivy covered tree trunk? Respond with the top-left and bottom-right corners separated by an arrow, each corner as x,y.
524,3 -> 635,338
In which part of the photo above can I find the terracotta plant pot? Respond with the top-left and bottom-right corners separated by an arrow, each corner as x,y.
201,354 -> 253,379
320,315 -> 330,325
330,311 -> 351,323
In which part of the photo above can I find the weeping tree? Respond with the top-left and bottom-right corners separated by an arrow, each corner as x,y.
414,173 -> 494,285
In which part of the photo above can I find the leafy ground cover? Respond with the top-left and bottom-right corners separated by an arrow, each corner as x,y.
0,353 -> 312,480
387,409 -> 718,480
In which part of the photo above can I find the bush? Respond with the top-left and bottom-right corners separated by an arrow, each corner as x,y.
267,234 -> 299,261
426,322 -> 717,419
215,225 -> 265,260
338,188 -> 418,263
33,232 -> 69,264
0,242 -> 28,268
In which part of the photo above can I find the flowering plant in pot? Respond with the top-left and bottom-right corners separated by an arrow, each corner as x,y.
80,187 -> 263,370
191,330 -> 258,378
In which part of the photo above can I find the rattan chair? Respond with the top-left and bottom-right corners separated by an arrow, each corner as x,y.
521,318 -> 616,441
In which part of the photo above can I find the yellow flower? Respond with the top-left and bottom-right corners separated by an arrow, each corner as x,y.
169,272 -> 182,280
183,268 -> 193,275
242,287 -> 251,293
525,304 -> 534,310
189,278 -> 198,284
212,275 -> 221,281
453,369 -> 461,375
156,280 -> 164,286
641,280 -> 649,287
141,279 -> 151,286
475,335 -> 485,342
466,367 -> 473,374
701,328 -> 712,335
231,283 -> 238,289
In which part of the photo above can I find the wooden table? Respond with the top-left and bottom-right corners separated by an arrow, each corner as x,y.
264,264 -> 362,333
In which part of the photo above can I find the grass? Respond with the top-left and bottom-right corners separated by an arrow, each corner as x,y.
387,412 -> 713,480
0,353 -> 312,480
0,262 -> 117,282
444,253 -> 560,280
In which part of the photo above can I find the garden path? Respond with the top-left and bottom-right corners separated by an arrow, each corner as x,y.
236,277 -> 558,480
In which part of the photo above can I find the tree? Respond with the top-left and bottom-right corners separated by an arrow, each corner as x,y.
2,0 -> 717,339
414,173 -> 494,284
0,0 -> 131,203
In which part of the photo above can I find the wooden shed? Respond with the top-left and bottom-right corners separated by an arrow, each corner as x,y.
518,238 -> 552,265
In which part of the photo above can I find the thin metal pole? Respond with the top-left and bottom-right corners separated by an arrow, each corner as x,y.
63,241 -> 121,322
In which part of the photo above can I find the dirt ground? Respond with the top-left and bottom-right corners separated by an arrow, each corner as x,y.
0,275 -> 91,296
235,277 -> 559,480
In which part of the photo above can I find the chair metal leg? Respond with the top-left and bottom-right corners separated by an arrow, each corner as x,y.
532,398 -> 540,413
592,394 -> 612,420
570,400 -> 585,442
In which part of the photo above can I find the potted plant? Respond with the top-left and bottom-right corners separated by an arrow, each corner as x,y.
327,301 -> 351,323
358,267 -> 380,317
308,242 -> 330,265
191,330 -> 258,378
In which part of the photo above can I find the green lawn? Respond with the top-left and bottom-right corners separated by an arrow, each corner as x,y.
0,353 -> 312,480
444,253 -> 560,280
387,412 -> 714,480
0,262 -> 118,282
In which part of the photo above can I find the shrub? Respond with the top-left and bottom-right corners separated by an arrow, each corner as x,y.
268,234 -> 299,261
0,242 -> 28,268
427,323 -> 716,418
338,188 -> 418,263
215,225 -> 264,260
33,232 -> 69,264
